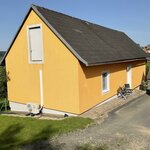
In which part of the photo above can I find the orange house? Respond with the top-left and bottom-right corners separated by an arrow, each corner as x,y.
1,5 -> 146,115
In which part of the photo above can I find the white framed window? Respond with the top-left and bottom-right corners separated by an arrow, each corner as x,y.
101,71 -> 110,93
27,24 -> 44,63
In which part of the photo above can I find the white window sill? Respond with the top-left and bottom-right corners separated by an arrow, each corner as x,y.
29,60 -> 44,64
102,89 -> 110,95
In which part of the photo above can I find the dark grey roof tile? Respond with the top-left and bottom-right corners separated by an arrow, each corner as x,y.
34,5 -> 146,65
1,5 -> 146,66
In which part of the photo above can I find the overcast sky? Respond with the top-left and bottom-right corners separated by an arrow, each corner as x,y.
0,0 -> 150,51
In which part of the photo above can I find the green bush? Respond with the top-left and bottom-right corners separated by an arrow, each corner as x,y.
140,81 -> 148,91
146,62 -> 150,80
0,66 -> 7,98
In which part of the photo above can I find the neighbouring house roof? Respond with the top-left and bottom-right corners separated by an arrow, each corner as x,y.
144,45 -> 150,50
144,45 -> 150,54
1,4 -> 146,66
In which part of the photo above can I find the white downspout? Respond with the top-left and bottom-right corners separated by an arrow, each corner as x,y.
39,69 -> 44,107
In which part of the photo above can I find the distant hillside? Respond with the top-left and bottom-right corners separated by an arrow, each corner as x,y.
0,51 -> 5,61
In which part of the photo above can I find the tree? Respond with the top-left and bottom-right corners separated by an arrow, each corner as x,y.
0,67 -> 7,98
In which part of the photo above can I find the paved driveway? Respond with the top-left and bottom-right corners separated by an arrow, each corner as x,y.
52,94 -> 150,150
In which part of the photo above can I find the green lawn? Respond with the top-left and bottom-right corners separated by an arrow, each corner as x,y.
0,115 -> 92,149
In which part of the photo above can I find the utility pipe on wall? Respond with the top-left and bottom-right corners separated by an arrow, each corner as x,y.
39,69 -> 44,107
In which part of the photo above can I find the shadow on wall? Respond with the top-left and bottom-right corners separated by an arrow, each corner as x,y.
0,123 -> 59,150
80,61 -> 145,79
139,73 -> 146,90
80,62 -> 126,79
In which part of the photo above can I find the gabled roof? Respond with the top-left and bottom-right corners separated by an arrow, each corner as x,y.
1,4 -> 146,66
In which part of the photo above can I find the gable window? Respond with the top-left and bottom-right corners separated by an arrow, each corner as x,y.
27,24 -> 44,63
102,71 -> 110,93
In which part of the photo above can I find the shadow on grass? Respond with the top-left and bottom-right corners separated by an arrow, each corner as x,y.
0,123 -> 60,150
22,125 -> 59,150
0,124 -> 23,150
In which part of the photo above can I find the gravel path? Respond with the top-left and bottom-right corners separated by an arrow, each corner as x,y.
48,94 -> 150,150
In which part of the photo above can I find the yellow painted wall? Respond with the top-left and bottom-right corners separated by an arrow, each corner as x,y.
132,61 -> 146,88
5,9 -> 146,115
6,10 -> 80,114
78,61 -> 145,114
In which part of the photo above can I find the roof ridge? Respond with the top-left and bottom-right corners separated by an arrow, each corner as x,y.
32,4 -> 83,21
32,4 -> 122,33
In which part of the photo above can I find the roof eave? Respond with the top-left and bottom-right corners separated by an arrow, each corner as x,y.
87,57 -> 146,67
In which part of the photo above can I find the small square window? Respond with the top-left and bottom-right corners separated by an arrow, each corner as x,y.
102,71 -> 110,93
